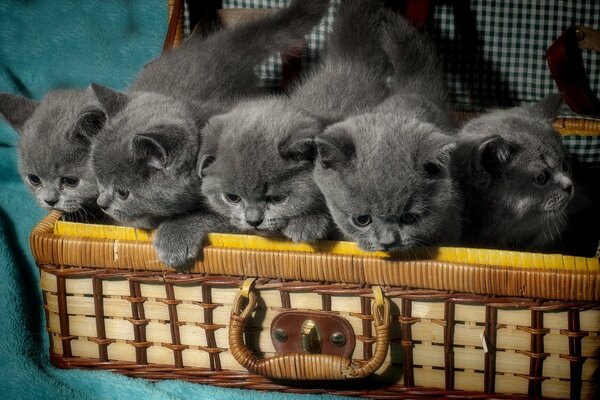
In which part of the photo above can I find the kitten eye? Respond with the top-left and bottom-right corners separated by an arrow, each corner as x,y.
561,160 -> 570,173
267,195 -> 286,204
400,213 -> 418,224
224,193 -> 241,204
533,172 -> 548,186
352,215 -> 372,227
117,189 -> 130,200
62,176 -> 80,188
27,174 -> 41,186
424,162 -> 442,178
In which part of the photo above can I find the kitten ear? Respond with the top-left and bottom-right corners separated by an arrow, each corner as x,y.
0,93 -> 39,134
279,138 -> 316,163
425,142 -> 456,179
197,116 -> 223,177
131,132 -> 182,170
197,154 -> 215,178
474,135 -> 516,177
528,93 -> 563,121
69,109 -> 106,144
89,83 -> 128,118
315,131 -> 356,169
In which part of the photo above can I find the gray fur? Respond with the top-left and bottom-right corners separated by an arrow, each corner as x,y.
453,94 -> 573,251
0,89 -> 106,216
313,13 -> 461,252
199,0 -> 389,242
200,99 -> 331,242
290,0 -> 390,123
90,0 -> 329,268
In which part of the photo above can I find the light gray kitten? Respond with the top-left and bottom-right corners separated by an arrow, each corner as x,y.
199,0 -> 391,242
452,94 -> 573,252
90,0 -> 330,268
0,89 -> 106,218
313,13 -> 460,252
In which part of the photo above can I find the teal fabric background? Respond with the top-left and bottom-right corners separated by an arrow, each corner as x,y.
0,1 -> 344,399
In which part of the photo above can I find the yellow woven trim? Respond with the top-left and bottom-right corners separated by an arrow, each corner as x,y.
53,220 -> 600,272
54,220 -> 154,242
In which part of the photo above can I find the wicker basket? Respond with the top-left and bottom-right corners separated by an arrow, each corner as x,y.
33,211 -> 600,399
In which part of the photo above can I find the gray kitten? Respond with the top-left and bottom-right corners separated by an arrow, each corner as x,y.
0,89 -> 105,218
453,94 -> 573,252
199,0 -> 390,242
90,0 -> 329,268
313,13 -> 461,252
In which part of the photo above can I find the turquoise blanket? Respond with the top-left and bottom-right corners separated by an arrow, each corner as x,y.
0,1 -> 343,398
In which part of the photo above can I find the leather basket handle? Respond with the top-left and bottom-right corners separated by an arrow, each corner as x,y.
228,279 -> 391,380
547,25 -> 600,117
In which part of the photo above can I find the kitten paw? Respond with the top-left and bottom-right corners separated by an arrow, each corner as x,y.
283,215 -> 331,243
154,222 -> 202,271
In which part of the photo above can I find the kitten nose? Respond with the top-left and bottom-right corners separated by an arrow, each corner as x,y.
563,183 -> 573,194
245,208 -> 263,228
246,217 -> 263,228
97,194 -> 112,210
378,231 -> 398,250
43,190 -> 60,207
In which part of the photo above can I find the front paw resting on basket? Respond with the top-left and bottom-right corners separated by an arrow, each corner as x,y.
154,212 -> 234,271
282,213 -> 332,243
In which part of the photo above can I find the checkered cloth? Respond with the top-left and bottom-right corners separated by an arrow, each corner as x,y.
183,0 -> 600,163
433,1 -> 600,110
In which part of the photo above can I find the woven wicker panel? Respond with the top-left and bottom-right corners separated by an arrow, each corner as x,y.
39,264 -> 600,399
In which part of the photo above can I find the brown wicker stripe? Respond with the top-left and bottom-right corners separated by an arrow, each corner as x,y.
56,276 -> 74,358
443,301 -> 456,391
165,0 -> 184,51
565,309 -> 584,399
164,283 -> 186,368
127,280 -> 148,365
92,275 -> 109,361
400,298 -> 415,388
483,305 -> 498,394
201,284 -> 221,371
528,307 -> 546,397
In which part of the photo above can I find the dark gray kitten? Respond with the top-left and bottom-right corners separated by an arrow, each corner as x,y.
199,0 -> 390,242
0,89 -> 105,217
90,0 -> 329,268
313,13 -> 460,252
453,94 -> 573,252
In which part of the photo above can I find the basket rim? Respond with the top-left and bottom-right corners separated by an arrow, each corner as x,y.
31,212 -> 600,302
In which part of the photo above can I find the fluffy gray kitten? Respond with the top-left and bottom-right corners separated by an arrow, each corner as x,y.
313,13 -> 460,252
90,0 -> 329,268
453,94 -> 573,252
199,0 -> 390,242
0,89 -> 105,218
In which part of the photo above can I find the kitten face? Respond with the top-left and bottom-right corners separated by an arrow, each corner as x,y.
200,100 -> 325,236
91,89 -> 202,228
0,90 -> 105,213
314,113 -> 458,252
456,94 -> 573,249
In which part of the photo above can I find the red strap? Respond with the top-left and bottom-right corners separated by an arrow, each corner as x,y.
405,0 -> 431,26
546,26 -> 600,117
